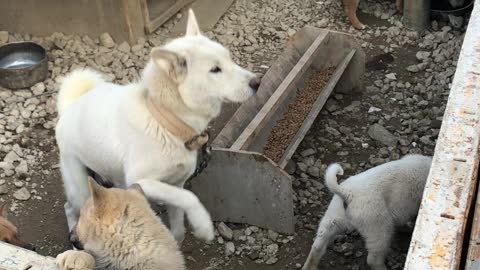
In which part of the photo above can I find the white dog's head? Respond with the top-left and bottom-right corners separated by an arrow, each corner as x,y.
144,10 -> 259,117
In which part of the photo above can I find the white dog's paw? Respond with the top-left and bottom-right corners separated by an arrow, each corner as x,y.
190,208 -> 214,242
56,250 -> 95,270
193,220 -> 215,242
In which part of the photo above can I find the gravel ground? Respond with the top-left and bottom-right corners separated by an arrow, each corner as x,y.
0,0 -> 469,269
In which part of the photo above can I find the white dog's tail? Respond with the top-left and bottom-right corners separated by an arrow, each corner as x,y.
325,163 -> 351,203
57,69 -> 104,113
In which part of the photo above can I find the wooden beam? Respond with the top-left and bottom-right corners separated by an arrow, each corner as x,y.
405,2 -> 480,269
145,0 -> 195,34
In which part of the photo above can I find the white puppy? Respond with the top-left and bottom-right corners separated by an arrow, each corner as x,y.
303,154 -> 432,270
55,9 -> 259,243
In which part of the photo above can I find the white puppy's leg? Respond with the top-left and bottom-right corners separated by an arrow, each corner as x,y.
353,212 -> 393,270
167,204 -> 186,243
303,197 -> 350,270
136,179 -> 214,242
60,154 -> 90,230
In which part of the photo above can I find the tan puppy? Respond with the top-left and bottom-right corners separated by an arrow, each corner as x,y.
343,0 -> 402,29
61,178 -> 185,270
0,204 -> 35,250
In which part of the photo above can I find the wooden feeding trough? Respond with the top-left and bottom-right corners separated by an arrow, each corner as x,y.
191,27 -> 365,234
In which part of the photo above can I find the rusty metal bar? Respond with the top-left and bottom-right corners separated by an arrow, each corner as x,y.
404,2 -> 480,269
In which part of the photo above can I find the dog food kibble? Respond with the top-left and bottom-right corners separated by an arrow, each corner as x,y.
264,68 -> 335,162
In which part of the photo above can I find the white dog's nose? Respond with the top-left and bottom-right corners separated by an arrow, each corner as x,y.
249,77 -> 260,92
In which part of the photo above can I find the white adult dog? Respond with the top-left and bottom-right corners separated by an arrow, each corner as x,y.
55,9 -> 259,243
303,154 -> 432,270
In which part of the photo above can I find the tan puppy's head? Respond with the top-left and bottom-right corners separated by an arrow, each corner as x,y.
0,204 -> 35,250
71,178 -> 147,251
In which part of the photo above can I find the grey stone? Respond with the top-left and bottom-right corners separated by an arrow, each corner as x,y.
0,31 -> 8,44
31,82 -> 46,95
15,161 -> 28,176
368,124 -> 398,146
4,151 -> 20,164
14,180 -> 24,188
100,33 -> 115,48
301,148 -> 316,157
316,18 -> 329,28
307,166 -> 320,177
225,241 -> 235,256
284,160 -> 296,175
297,162 -> 308,172
217,222 -> 233,240
0,185 -> 8,195
265,257 -> 278,264
385,73 -> 397,80
266,243 -> 278,255
13,187 -> 30,201
333,242 -> 355,254
118,42 -> 131,53
268,230 -> 279,241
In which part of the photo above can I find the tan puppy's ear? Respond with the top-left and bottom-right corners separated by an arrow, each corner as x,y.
88,177 -> 107,213
185,9 -> 201,36
150,48 -> 186,79
0,203 -> 7,217
128,183 -> 145,197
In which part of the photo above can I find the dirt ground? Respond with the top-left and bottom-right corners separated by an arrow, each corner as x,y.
0,0 -> 468,269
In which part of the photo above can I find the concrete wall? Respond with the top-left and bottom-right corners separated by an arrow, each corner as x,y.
0,0 -> 145,44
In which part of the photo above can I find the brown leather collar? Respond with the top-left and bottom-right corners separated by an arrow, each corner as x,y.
146,97 -> 208,151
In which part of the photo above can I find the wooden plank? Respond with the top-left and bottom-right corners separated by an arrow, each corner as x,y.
230,31 -> 329,151
277,49 -> 356,169
405,2 -> 480,268
0,242 -> 56,270
146,0 -> 194,34
138,0 -> 151,33
171,0 -> 235,35
190,148 -> 295,234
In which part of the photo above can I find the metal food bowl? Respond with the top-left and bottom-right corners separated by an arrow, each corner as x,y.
431,0 -> 474,17
0,42 -> 48,89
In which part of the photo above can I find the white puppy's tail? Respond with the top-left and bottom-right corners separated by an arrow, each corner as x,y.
57,69 -> 104,113
325,163 -> 351,203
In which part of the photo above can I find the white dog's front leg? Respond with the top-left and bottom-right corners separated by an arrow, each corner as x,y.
64,202 -> 78,232
60,154 -> 90,231
167,205 -> 186,243
136,179 -> 214,242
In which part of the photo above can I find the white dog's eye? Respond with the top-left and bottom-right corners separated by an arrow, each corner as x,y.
210,66 -> 222,73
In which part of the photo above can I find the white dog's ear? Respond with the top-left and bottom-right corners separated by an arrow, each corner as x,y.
150,48 -> 186,79
185,9 -> 201,36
